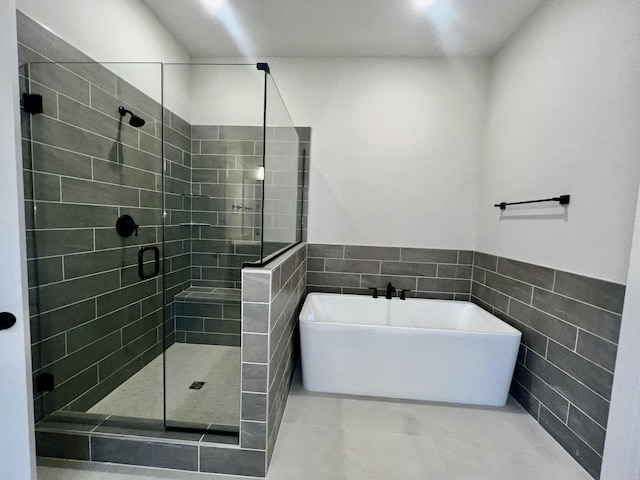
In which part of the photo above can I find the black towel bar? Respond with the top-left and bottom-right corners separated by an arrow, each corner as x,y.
494,195 -> 570,210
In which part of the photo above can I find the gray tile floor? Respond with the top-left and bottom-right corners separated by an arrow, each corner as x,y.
88,343 -> 240,427
38,369 -> 591,480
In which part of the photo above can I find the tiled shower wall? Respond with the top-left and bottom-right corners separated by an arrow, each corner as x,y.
471,252 -> 624,479
188,124 -> 310,283
261,128 -> 310,256
189,124 -> 262,289
241,243 -> 307,470
174,125 -> 309,346
17,11 -> 190,421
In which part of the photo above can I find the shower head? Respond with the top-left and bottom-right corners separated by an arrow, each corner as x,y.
118,106 -> 146,128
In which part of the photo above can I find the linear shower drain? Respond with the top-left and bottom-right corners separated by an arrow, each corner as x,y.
189,381 -> 205,390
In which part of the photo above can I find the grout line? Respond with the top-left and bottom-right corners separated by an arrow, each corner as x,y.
530,285 -> 534,305
524,349 -> 611,406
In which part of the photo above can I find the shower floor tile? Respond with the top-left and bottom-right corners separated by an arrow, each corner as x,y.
87,343 -> 240,428
40,367 -> 591,479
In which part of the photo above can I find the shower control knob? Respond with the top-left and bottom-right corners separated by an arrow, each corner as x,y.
0,312 -> 17,331
116,214 -> 139,238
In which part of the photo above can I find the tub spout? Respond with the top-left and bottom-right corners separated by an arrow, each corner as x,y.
386,282 -> 396,299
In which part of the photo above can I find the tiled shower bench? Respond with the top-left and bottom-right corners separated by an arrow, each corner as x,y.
175,287 -> 242,347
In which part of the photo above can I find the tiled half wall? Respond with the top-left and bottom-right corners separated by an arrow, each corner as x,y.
307,243 -> 624,479
307,243 -> 473,299
242,243 -> 307,469
472,252 -> 623,479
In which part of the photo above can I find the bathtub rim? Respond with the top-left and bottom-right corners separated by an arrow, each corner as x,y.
300,292 -> 522,338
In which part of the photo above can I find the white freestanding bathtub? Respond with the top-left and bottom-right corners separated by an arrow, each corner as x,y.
300,293 -> 522,407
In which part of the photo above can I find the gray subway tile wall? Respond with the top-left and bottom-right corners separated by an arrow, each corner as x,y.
471,252 -> 624,479
240,244 -> 307,473
307,243 -> 473,299
262,128 -> 308,254
174,289 -> 241,347
266,245 -> 307,467
188,124 -> 261,291
171,122 -> 309,347
18,10 -> 192,421
90,436 -> 199,472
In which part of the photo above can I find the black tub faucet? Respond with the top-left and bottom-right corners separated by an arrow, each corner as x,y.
368,287 -> 378,298
386,282 -> 396,299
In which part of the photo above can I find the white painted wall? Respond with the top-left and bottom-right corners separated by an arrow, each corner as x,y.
15,0 -> 192,120
196,56 -> 490,250
0,0 -> 36,478
276,58 -> 489,250
477,0 -> 640,283
186,63 -> 264,126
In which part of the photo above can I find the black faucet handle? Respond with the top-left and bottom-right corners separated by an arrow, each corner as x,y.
400,289 -> 411,300
385,282 -> 396,299
368,287 -> 378,298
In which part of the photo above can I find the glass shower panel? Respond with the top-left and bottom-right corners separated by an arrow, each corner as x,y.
162,64 -> 263,432
23,62 -> 165,423
262,74 -> 303,261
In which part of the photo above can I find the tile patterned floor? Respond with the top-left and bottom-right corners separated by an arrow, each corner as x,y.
87,343 -> 240,427
38,369 -> 592,480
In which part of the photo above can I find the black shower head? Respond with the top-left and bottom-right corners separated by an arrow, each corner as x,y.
118,106 -> 146,128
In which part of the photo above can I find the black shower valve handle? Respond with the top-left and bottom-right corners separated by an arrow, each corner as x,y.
116,214 -> 139,238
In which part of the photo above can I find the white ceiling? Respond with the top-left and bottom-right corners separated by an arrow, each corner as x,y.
142,0 -> 547,58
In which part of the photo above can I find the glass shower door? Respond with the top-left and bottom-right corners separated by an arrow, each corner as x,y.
23,61 -> 166,424
162,64 -> 264,432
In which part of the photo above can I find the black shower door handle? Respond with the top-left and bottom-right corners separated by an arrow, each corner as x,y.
138,246 -> 160,280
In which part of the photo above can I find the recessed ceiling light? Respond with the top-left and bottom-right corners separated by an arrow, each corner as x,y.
202,0 -> 223,10
415,0 -> 436,6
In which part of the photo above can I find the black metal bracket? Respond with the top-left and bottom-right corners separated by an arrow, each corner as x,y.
495,194 -> 570,210
256,62 -> 270,74
138,246 -> 160,280
22,93 -> 43,115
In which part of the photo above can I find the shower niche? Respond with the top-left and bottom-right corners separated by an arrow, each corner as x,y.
22,59 -> 304,441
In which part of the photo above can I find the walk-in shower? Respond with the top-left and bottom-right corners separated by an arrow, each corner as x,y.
21,59 -> 305,441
